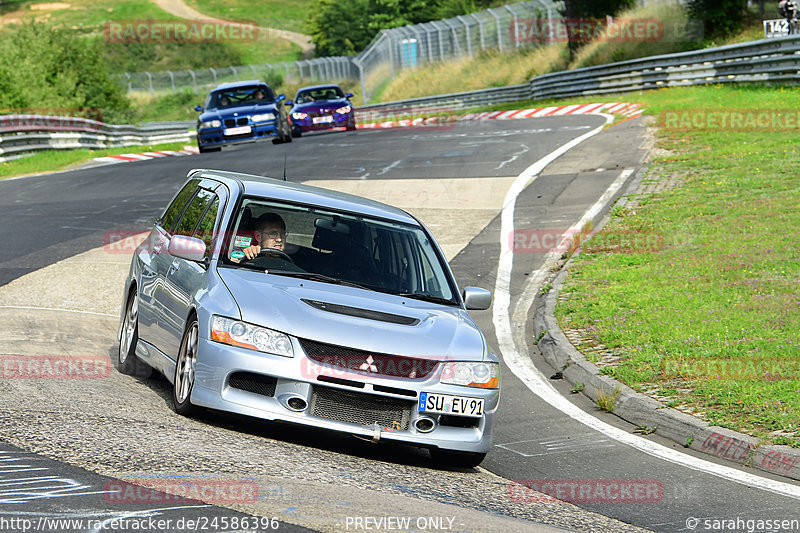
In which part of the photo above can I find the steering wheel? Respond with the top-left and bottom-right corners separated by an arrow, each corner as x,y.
257,247 -> 294,264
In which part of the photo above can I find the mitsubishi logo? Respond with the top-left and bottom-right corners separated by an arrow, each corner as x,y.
359,355 -> 378,373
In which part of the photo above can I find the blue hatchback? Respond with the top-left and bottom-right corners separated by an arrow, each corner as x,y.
195,81 -> 293,152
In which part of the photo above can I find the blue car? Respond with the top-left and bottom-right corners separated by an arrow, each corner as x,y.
195,80 -> 292,152
289,84 -> 356,137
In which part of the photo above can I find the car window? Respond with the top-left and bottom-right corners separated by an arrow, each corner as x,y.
295,86 -> 345,103
210,85 -> 274,108
195,195 -> 220,258
160,179 -> 199,233
222,198 -> 456,302
174,188 -> 216,237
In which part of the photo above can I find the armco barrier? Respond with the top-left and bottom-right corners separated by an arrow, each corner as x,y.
0,116 -> 195,161
6,35 -> 800,159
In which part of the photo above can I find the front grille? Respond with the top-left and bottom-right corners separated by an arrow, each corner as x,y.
223,118 -> 249,127
300,338 -> 438,379
228,372 -> 277,397
310,386 -> 412,430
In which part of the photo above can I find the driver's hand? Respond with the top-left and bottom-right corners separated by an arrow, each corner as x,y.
242,244 -> 261,260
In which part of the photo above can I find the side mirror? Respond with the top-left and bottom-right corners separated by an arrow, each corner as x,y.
462,287 -> 492,310
195,105 -> 203,112
285,99 -> 293,106
346,93 -> 354,98
168,235 -> 206,262
276,94 -> 286,102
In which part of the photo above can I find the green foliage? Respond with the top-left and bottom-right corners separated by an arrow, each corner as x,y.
101,39 -> 246,73
686,0 -> 748,40
0,22 -> 131,121
307,0 -> 487,57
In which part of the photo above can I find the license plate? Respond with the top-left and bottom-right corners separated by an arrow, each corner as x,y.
313,116 -> 333,124
224,125 -> 251,136
418,392 -> 483,417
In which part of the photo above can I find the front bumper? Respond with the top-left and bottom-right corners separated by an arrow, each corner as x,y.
197,122 -> 279,149
191,336 -> 498,453
293,113 -> 354,132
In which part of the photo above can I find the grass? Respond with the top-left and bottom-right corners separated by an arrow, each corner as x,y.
185,0 -> 313,33
0,141 -> 190,180
556,84 -> 800,447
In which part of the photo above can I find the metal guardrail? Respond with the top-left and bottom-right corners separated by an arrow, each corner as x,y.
6,36 -> 800,160
0,116 -> 194,161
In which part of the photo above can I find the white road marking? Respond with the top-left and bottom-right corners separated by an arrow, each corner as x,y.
492,114 -> 800,500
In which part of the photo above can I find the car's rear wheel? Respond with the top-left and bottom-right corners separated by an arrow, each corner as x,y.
173,318 -> 199,416
118,291 -> 151,378
430,448 -> 487,468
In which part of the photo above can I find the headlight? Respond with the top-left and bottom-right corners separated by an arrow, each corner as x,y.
440,362 -> 499,388
251,113 -> 275,123
335,105 -> 352,114
292,112 -> 308,120
211,315 -> 293,357
199,120 -> 221,129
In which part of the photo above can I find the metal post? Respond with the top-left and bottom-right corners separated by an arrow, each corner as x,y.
488,9 -> 503,53
167,70 -> 175,93
472,13 -> 486,51
457,16 -> 473,58
146,71 -> 153,94
189,70 -> 197,94
505,5 -> 520,48
386,31 -> 395,80
124,72 -> 132,93
209,67 -> 217,85
430,21 -> 446,62
230,66 -> 238,81
355,60 -> 367,103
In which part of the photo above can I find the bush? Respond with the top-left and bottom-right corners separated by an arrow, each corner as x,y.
0,22 -> 131,122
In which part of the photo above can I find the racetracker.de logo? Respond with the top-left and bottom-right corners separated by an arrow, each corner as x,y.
104,19 -> 259,43
509,18 -> 664,43
1,355 -> 111,379
509,479 -> 664,503
510,228 -> 664,254
104,478 -> 259,505
660,109 -> 800,132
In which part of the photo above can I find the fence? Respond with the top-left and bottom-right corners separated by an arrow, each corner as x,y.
118,0 -> 561,102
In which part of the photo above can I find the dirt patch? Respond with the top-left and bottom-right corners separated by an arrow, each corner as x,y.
30,2 -> 71,10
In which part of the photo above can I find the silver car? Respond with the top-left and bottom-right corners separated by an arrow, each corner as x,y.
118,169 -> 499,467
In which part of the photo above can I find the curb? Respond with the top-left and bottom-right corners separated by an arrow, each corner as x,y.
532,236 -> 800,483
92,146 -> 198,164
356,102 -> 642,130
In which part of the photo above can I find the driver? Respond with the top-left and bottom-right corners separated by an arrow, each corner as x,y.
241,213 -> 286,260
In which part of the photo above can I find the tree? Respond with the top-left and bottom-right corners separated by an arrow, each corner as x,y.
0,22 -> 130,121
685,0 -> 748,40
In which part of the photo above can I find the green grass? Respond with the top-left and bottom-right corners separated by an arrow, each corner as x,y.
0,141 -> 190,180
186,0 -> 313,32
556,85 -> 800,447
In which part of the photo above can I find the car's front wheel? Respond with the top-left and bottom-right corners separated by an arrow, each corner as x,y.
118,291 -> 151,378
173,318 -> 199,416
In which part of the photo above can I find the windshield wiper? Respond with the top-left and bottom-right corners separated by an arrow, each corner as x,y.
394,292 -> 457,306
264,269 -> 372,291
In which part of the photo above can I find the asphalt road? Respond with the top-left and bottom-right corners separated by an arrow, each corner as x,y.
1,117 -> 799,532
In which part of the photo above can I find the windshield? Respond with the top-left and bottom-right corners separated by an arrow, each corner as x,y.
295,86 -> 345,104
220,198 -> 457,303
208,85 -> 274,109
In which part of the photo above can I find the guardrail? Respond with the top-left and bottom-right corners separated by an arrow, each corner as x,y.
5,35 -> 800,160
0,116 -> 194,161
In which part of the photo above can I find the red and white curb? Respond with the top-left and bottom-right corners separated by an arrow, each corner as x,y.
356,102 -> 643,129
93,146 -> 198,164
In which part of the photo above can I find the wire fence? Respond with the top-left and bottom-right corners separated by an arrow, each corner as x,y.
118,0 -> 561,102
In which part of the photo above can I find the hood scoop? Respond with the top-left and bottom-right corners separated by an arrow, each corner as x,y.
301,299 -> 419,326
